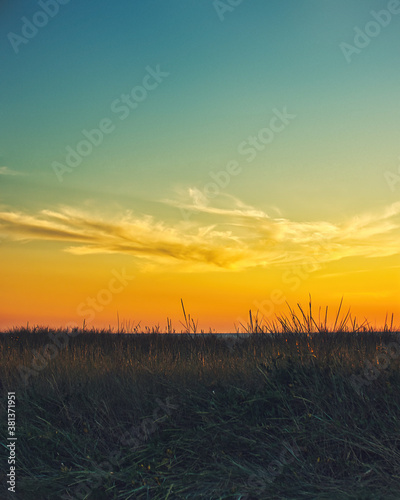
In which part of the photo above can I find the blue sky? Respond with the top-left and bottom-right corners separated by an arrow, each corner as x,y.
2,1 -> 400,218
1,0 -> 400,329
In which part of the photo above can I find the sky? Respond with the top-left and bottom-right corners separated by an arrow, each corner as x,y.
0,0 -> 400,331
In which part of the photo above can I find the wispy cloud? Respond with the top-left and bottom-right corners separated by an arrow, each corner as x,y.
0,166 -> 24,176
0,206 -> 244,269
0,197 -> 400,271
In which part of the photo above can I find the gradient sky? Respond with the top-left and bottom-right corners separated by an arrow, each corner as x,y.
1,0 -> 400,331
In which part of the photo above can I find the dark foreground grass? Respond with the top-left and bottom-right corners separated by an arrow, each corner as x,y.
1,313 -> 400,499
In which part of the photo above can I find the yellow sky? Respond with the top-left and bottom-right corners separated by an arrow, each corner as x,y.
1,197 -> 399,331
2,1 -> 400,331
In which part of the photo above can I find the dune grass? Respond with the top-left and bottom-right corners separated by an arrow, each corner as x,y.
1,301 -> 400,499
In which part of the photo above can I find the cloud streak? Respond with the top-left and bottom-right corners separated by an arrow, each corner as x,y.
0,198 -> 400,271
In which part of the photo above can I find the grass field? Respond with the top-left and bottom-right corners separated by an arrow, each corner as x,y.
1,302 -> 400,499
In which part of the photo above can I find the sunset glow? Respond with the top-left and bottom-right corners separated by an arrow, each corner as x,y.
1,1 -> 399,331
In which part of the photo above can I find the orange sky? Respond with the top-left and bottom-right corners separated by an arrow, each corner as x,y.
1,1 -> 400,332
1,230 -> 399,332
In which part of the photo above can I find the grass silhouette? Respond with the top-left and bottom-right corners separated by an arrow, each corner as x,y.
1,299 -> 400,499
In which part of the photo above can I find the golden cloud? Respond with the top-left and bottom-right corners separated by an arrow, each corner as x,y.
0,198 -> 399,271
